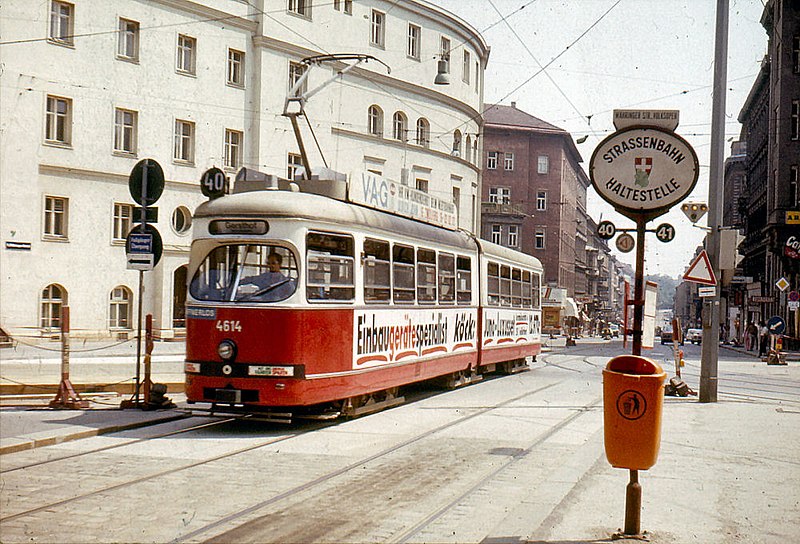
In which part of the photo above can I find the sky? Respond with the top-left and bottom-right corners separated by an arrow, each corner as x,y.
434,0 -> 768,279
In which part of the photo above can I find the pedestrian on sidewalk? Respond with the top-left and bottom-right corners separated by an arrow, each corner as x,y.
758,321 -> 769,357
745,321 -> 757,351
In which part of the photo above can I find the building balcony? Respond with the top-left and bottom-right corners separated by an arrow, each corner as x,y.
481,202 -> 527,217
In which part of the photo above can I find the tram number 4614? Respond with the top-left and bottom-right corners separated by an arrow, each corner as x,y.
216,320 -> 242,333
654,223 -> 675,243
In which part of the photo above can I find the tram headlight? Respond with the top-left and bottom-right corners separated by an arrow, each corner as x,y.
217,339 -> 237,361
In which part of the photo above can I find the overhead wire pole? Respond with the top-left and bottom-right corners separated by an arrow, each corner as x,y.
700,0 -> 729,403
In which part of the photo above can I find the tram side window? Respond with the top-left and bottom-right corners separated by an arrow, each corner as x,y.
487,262 -> 500,306
500,265 -> 511,306
393,244 -> 415,303
457,256 -> 472,305
512,268 -> 522,307
364,238 -> 390,302
417,248 -> 436,304
532,272 -> 541,309
522,270 -> 532,308
438,253 -> 455,304
306,232 -> 355,302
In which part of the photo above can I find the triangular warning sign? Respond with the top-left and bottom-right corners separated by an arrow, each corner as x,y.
683,250 -> 717,286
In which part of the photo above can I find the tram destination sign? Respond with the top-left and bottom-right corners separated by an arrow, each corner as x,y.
351,171 -> 457,230
589,126 -> 699,220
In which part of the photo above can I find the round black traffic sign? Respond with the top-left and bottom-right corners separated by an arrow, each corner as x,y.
125,223 -> 163,266
597,220 -> 616,240
129,159 -> 165,206
201,167 -> 227,199
767,316 -> 786,336
616,232 -> 635,253
654,223 -> 675,243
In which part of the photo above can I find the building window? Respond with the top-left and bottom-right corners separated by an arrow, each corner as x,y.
224,129 -> 243,169
49,1 -> 74,45
416,118 -> 430,147
462,50 -> 470,84
792,100 -> 799,140
791,166 -> 799,208
440,36 -> 451,73
475,60 -> 480,92
45,95 -> 72,145
392,111 -> 407,141
288,0 -> 310,17
368,105 -> 383,137
109,286 -> 132,329
171,206 -> 192,234
538,155 -> 549,174
113,203 -> 133,241
415,178 -> 429,193
288,152 -> 304,179
504,152 -> 514,171
117,18 -> 139,61
487,151 -> 498,170
508,225 -> 519,248
535,229 -> 546,249
114,108 -> 137,154
174,119 -> 195,163
407,24 -> 421,60
289,61 -> 307,96
176,34 -> 196,75
227,48 -> 245,87
41,284 -> 66,331
370,10 -> 385,47
536,190 -> 547,211
793,36 -> 799,73
452,130 -> 462,156
489,186 -> 510,204
465,135 -> 472,162
44,196 -> 68,238
491,224 -> 501,244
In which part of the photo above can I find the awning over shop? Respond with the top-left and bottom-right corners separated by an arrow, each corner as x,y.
564,297 -> 579,318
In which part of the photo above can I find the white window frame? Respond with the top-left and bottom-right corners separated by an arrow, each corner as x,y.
227,48 -> 245,87
440,36 -> 451,73
109,286 -> 132,330
173,119 -> 195,163
224,129 -> 243,169
49,1 -> 74,46
112,202 -> 133,242
535,229 -> 546,249
44,195 -> 68,239
489,186 -> 511,205
117,18 -> 139,61
288,0 -> 310,18
536,190 -> 547,211
474,60 -> 480,93
504,152 -> 514,171
176,34 -> 196,75
41,284 -> 66,331
538,155 -> 549,174
370,10 -> 386,48
487,151 -> 498,170
415,178 -> 429,193
491,224 -> 501,245
416,118 -> 430,147
392,111 -> 407,141
791,165 -> 799,208
288,153 -> 304,179
368,105 -> 383,137
462,50 -> 470,84
407,23 -> 421,60
289,61 -> 307,96
114,108 -> 137,155
45,95 -> 72,145
793,36 -> 800,74
508,225 -> 519,248
792,100 -> 799,141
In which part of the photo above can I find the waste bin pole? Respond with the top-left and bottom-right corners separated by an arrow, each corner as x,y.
624,469 -> 641,535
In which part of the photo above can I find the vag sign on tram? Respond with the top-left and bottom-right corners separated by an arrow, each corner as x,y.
590,126 -> 699,220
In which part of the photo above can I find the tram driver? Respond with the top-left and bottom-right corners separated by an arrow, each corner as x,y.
239,251 -> 296,301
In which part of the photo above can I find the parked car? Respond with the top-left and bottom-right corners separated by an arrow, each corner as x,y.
660,328 -> 674,344
686,328 -> 703,344
609,324 -> 620,337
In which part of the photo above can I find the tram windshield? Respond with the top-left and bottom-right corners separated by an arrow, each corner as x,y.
189,244 -> 298,302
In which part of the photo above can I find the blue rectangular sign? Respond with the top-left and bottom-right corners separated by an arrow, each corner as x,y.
129,233 -> 153,253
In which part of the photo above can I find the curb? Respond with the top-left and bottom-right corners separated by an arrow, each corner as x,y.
0,411 -> 190,456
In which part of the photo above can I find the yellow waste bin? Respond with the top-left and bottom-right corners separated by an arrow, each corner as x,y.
603,355 -> 666,470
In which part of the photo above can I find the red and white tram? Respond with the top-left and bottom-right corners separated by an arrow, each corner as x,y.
184,174 -> 542,417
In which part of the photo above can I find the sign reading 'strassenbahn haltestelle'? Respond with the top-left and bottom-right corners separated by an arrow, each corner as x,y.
590,126 -> 699,219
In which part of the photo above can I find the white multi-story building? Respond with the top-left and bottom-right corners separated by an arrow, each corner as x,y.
0,0 -> 488,339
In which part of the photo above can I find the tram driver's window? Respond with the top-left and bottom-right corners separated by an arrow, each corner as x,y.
438,253 -> 455,304
511,268 -> 522,307
532,272 -> 541,308
417,248 -> 436,303
456,256 -> 472,305
306,232 -> 355,302
522,270 -> 532,308
393,244 -> 415,303
364,238 -> 390,302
